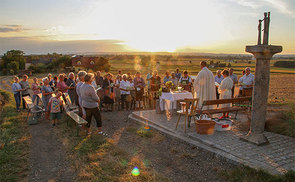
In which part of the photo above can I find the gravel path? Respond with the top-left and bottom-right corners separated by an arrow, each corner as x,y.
28,119 -> 76,182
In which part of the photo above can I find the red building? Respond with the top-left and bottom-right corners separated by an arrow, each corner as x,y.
71,56 -> 100,71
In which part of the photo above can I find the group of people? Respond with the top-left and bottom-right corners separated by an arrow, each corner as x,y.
11,61 -> 255,133
193,62 -> 254,118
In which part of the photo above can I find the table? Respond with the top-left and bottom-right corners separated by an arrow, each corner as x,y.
159,91 -> 193,111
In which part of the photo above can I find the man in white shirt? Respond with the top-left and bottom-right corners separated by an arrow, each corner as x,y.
193,61 -> 216,109
239,67 -> 254,96
119,74 -> 131,110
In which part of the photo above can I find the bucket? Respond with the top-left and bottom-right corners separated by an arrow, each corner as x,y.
213,118 -> 232,131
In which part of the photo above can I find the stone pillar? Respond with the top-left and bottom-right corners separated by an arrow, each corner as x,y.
241,45 -> 282,145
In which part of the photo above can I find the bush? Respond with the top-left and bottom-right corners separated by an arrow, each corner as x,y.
274,61 -> 295,68
29,63 -> 47,73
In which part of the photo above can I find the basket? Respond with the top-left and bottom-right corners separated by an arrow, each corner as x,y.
195,112 -> 216,135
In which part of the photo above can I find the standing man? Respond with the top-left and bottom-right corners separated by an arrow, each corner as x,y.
19,75 -> 30,109
193,61 -> 216,109
239,67 -> 254,96
95,71 -> 104,87
215,70 -> 224,99
229,68 -> 238,97
175,68 -> 182,80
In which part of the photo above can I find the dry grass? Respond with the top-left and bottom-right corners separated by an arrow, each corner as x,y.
55,117 -> 169,182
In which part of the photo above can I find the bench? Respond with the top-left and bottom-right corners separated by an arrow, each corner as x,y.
23,96 -> 43,124
59,94 -> 87,136
63,93 -> 79,112
196,97 -> 252,118
65,111 -> 88,136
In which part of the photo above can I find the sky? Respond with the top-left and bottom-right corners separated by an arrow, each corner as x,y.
0,0 -> 294,54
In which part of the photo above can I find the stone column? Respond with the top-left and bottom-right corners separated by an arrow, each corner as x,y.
241,45 -> 282,145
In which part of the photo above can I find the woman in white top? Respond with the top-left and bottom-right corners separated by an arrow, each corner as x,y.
218,69 -> 234,118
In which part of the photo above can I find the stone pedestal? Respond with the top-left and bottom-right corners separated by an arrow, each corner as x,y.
240,45 -> 282,145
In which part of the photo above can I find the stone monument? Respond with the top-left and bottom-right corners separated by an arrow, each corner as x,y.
240,12 -> 282,145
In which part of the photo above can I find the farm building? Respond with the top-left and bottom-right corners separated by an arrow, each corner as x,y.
71,56 -> 100,72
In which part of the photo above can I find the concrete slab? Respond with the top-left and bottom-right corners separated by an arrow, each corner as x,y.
129,110 -> 295,175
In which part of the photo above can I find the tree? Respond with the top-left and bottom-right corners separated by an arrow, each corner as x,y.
57,55 -> 72,68
7,61 -> 19,74
29,63 -> 47,73
2,50 -> 26,74
93,57 -> 111,72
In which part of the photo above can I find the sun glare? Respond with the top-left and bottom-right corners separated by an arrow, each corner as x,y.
51,0 -> 229,52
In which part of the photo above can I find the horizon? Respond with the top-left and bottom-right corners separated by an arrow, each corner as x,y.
0,0 -> 294,55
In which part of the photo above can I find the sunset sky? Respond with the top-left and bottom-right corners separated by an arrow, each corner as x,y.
0,0 -> 294,54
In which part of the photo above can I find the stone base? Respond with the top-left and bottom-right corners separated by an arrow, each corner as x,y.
240,132 -> 269,146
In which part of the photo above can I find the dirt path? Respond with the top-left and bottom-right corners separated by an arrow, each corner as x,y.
28,119 -> 76,182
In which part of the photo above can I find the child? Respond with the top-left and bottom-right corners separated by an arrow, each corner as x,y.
47,91 -> 63,127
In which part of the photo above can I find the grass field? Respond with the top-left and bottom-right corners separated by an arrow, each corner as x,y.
0,90 -> 30,182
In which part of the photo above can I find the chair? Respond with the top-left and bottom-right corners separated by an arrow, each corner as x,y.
175,98 -> 198,133
134,88 -> 144,110
148,91 -> 158,109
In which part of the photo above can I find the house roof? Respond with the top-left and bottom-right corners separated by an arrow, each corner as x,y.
71,56 -> 100,68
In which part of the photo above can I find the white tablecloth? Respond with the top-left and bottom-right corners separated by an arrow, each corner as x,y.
159,91 -> 193,111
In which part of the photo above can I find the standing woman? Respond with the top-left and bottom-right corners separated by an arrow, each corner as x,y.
133,72 -> 145,109
80,73 -> 103,135
56,74 -> 69,93
150,71 -> 161,92
19,74 -> 30,109
76,71 -> 87,118
31,77 -> 41,105
218,70 -> 234,118
102,73 -> 114,112
12,76 -> 24,111
41,77 -> 54,117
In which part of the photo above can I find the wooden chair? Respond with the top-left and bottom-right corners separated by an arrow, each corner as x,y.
134,88 -> 145,110
175,98 -> 198,133
148,91 -> 158,109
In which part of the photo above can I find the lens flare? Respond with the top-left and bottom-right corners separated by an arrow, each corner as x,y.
131,167 -> 140,176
